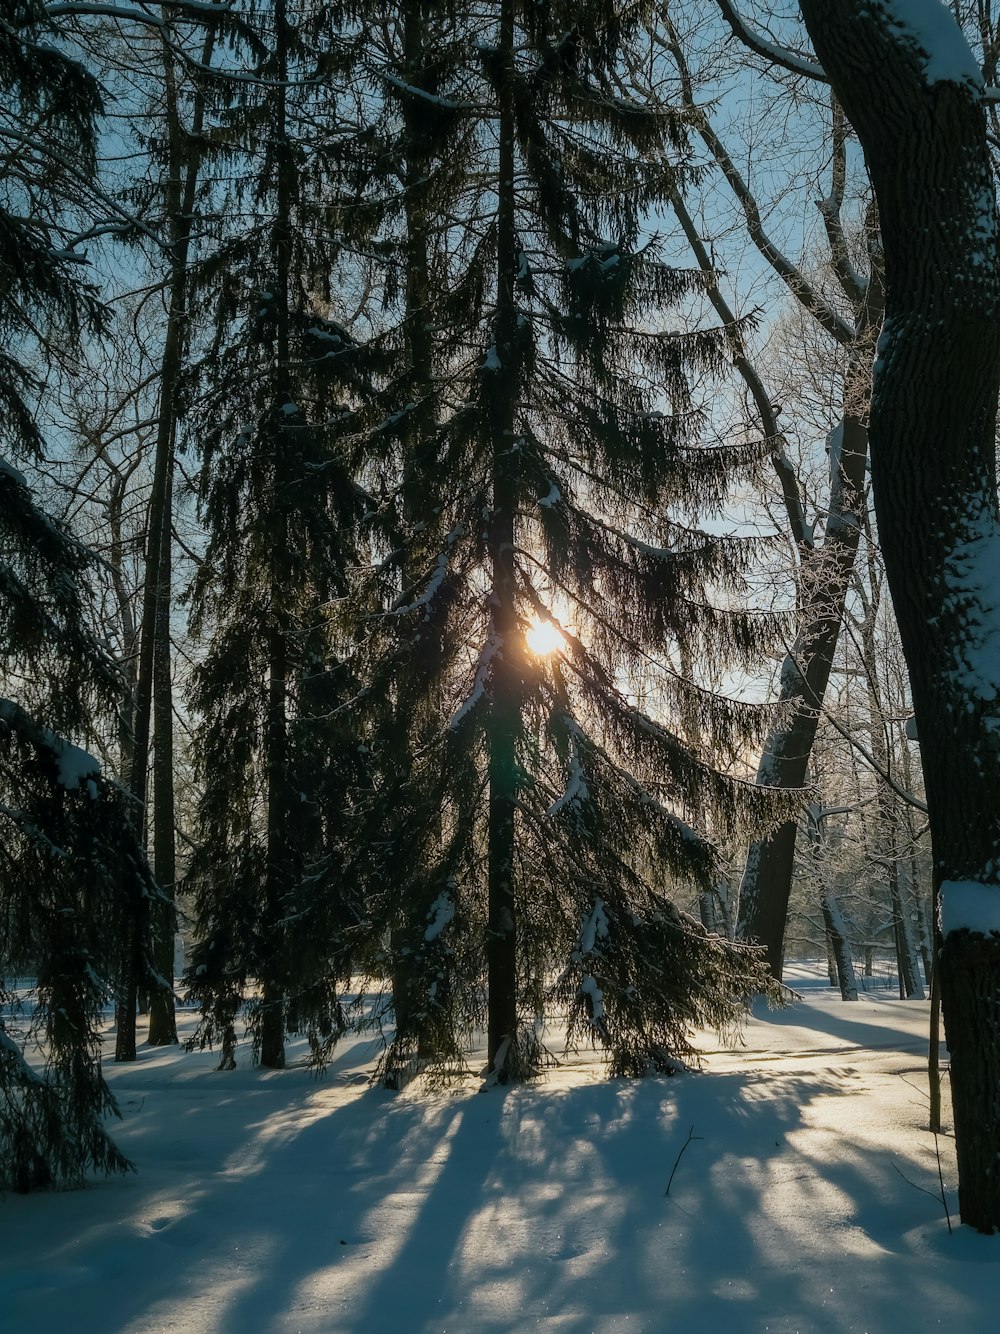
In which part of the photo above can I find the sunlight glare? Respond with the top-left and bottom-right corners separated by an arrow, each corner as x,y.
525,614 -> 566,657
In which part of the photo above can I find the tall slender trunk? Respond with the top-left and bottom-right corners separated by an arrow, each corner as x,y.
115,19 -> 218,1059
486,0 -> 520,1080
147,455 -> 178,1044
259,0 -> 296,1070
856,573 -> 923,1001
800,0 -> 1000,1232
807,806 -> 858,1000
145,26 -> 218,1047
389,0 -> 437,1064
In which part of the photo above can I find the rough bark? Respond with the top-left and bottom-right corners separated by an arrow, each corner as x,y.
799,0 -> 1000,1232
735,212 -> 882,977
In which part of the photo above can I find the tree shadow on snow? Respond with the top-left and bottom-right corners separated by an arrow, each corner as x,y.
1,1044 -> 981,1334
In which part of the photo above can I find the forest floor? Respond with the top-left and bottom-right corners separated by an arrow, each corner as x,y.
2,963 -> 997,1334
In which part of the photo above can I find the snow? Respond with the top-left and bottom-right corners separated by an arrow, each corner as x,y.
52,738 -> 102,790
0,702 -> 104,789
546,727 -> 589,816
939,879 -> 1000,935
537,482 -> 560,508
306,325 -> 342,344
423,891 -> 455,942
576,897 -> 609,957
0,456 -> 29,488
579,972 -> 605,1025
881,0 -> 984,89
393,550 -> 448,619
3,963 -> 995,1333
449,629 -> 500,728
482,346 -> 501,371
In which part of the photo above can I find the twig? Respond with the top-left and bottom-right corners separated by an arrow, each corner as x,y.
934,1133 -> 953,1236
891,1157 -> 952,1235
664,1125 -> 702,1197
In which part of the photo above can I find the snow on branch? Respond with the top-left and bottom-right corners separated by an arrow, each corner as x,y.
715,0 -> 827,82
44,0 -> 236,20
0,698 -> 101,793
546,722 -> 589,817
449,628 -> 500,729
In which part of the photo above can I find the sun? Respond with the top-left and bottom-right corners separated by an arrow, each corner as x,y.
525,614 -> 566,657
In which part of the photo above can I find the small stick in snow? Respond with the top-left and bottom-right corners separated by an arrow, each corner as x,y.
933,1133 -> 953,1236
664,1125 -> 702,1197
890,1154 -> 953,1235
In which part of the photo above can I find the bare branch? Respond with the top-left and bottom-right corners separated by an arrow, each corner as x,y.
715,0 -> 828,82
669,187 -> 811,552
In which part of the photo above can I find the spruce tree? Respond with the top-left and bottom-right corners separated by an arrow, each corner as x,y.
183,0 -> 370,1070
0,0 -> 153,1188
359,0 -> 789,1083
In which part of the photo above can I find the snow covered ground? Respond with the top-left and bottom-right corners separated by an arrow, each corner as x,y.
2,964 -> 997,1334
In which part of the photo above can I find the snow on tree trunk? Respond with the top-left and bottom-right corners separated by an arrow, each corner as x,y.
799,0 -> 1000,1233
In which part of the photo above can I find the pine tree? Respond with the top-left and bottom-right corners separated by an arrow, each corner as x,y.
0,0 -> 154,1188
359,1 -> 789,1083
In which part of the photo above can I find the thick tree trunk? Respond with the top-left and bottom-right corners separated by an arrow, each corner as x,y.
800,0 -> 1000,1232
737,358 -> 877,978
669,67 -> 883,982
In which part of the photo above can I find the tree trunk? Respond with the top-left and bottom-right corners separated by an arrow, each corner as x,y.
928,942 -> 943,1135
737,386 -> 877,977
807,805 -> 858,1000
822,893 -> 858,1001
485,0 -> 520,1082
670,72 -> 883,983
147,454 -> 178,1046
387,0 -> 439,1072
258,0 -> 297,1072
116,21 -> 216,1058
799,0 -> 1000,1232
825,933 -> 837,986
